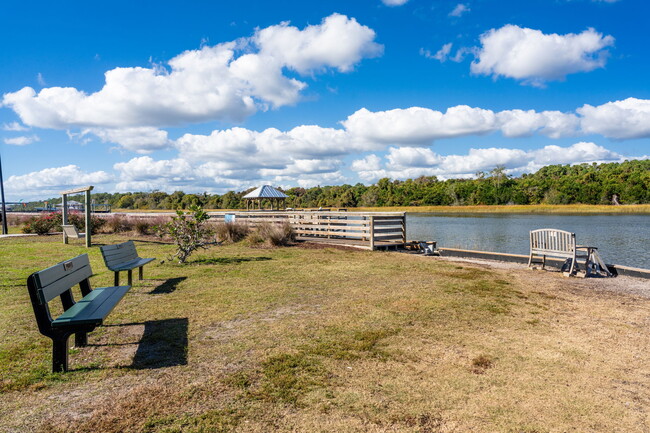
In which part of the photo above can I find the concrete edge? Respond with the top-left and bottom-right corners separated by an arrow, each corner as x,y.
437,247 -> 650,280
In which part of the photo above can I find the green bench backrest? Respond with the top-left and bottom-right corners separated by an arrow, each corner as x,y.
32,254 -> 93,305
101,241 -> 139,270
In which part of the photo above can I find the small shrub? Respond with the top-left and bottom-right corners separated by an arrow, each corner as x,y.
21,212 -> 60,235
8,214 -> 31,227
20,211 -> 106,235
133,218 -> 153,235
247,221 -> 295,247
156,205 -> 214,263
103,214 -> 133,233
215,222 -> 250,243
89,215 -> 106,234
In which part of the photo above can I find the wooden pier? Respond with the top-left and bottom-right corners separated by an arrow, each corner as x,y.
209,211 -> 406,250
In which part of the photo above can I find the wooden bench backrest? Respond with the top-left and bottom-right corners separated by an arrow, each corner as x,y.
101,241 -> 139,270
62,225 -> 81,238
530,229 -> 576,258
30,254 -> 92,305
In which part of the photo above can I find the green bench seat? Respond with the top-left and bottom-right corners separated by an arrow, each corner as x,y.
27,254 -> 131,372
100,240 -> 155,285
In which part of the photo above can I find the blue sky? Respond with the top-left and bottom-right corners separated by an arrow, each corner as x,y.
1,0 -> 649,201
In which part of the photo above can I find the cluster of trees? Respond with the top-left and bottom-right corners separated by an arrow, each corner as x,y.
41,160 -> 650,210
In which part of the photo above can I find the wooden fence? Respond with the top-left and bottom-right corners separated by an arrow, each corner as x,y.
209,211 -> 406,250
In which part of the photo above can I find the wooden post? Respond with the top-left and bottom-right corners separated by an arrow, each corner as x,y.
85,189 -> 91,247
401,213 -> 407,245
369,216 -> 375,251
62,194 -> 69,244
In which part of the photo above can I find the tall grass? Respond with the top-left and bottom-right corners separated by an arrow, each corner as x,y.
214,222 -> 250,243
246,221 -> 296,246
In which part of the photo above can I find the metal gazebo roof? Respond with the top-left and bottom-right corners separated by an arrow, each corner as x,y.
243,185 -> 288,199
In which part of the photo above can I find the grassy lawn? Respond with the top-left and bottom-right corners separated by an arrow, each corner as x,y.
1,234 -> 649,432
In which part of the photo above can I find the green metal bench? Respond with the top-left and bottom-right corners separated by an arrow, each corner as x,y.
26,254 -> 131,372
100,240 -> 155,286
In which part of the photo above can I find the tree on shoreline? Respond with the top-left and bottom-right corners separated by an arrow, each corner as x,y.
31,160 -> 650,210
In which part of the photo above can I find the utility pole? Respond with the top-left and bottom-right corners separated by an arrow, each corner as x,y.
0,153 -> 8,235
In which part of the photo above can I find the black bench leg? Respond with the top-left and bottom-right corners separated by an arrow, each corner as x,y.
52,334 -> 70,373
74,332 -> 88,347
114,271 -> 119,286
138,266 -> 143,280
127,270 -> 133,286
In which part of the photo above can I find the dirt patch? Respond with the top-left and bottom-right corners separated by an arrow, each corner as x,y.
429,255 -> 650,298
294,241 -> 362,251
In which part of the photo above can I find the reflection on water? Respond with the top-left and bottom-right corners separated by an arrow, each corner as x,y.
407,213 -> 650,269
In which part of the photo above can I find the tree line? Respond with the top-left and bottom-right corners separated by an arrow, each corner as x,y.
38,160 -> 650,210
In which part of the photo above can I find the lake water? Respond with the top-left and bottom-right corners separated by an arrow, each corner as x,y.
407,213 -> 650,270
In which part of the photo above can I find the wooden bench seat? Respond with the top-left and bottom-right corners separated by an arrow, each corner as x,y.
528,228 -> 612,277
100,240 -> 155,285
27,254 -> 130,372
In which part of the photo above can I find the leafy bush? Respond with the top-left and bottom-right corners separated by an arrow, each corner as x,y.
22,212 -> 58,235
156,205 -> 214,263
247,222 -> 295,247
214,222 -> 250,243
21,211 -> 105,235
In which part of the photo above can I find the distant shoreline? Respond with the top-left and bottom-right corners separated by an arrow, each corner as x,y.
351,204 -> 650,214
89,204 -> 650,215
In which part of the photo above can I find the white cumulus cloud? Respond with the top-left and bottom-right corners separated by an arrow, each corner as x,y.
4,135 -> 40,146
577,97 -> 650,139
471,25 -> 614,86
2,121 -> 29,131
254,13 -> 383,75
350,142 -> 631,183
2,14 -> 382,130
86,127 -> 172,153
5,165 -> 112,199
343,106 -> 498,145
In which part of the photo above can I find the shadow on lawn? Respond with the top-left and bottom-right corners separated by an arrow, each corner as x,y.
103,319 -> 189,369
149,277 -> 187,294
191,256 -> 272,265
131,318 -> 189,369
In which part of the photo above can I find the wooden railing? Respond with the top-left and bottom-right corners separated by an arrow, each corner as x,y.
209,211 -> 406,250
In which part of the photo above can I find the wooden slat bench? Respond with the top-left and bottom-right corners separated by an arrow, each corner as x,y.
100,241 -> 155,286
528,228 -> 612,277
26,254 -> 130,372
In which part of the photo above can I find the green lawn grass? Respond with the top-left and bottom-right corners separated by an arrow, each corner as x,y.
1,234 -> 649,432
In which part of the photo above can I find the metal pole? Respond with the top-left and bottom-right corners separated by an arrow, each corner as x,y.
0,153 -> 7,235
85,189 -> 91,247
62,194 -> 68,244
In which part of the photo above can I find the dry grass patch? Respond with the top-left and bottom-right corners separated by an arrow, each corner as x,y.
1,235 -> 650,432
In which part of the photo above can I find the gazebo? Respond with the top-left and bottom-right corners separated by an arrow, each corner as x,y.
243,185 -> 288,210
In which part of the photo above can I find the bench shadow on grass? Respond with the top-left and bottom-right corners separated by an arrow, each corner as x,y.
149,277 -> 187,294
131,318 -> 189,369
190,256 -> 272,265
99,318 -> 189,369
